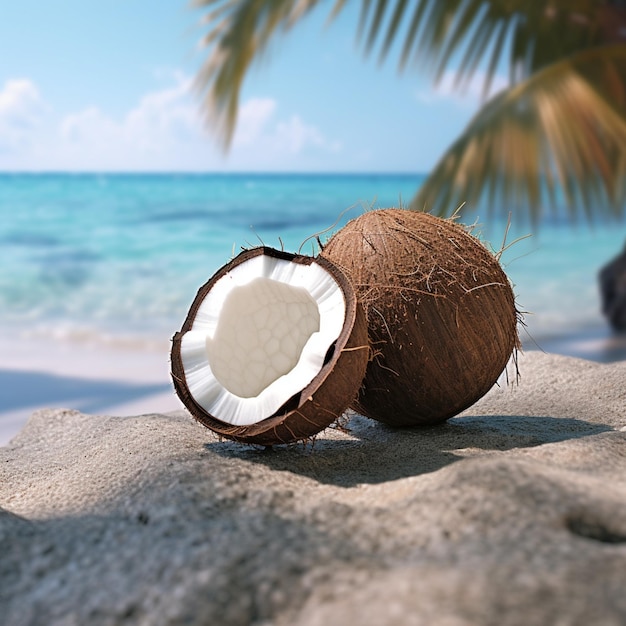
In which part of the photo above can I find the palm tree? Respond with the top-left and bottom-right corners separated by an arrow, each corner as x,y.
193,0 -> 626,224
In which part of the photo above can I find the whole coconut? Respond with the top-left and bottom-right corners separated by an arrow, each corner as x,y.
321,209 -> 519,427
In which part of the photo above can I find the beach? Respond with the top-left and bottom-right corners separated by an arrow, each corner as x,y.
1,174 -> 625,623
0,173 -> 624,433
0,334 -> 181,446
1,324 -> 625,447
4,0 -> 626,617
1,173 -> 626,445
1,350 -> 625,625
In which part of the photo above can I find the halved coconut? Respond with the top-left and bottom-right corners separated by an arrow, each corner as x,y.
321,209 -> 520,427
171,247 -> 368,445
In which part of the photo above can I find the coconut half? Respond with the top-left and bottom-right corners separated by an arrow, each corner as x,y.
171,247 -> 368,445
321,209 -> 520,427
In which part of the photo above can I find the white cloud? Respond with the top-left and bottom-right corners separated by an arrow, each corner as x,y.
0,73 -> 341,170
275,115 -> 342,154
416,70 -> 509,107
125,78 -> 198,147
231,100 -> 342,160
233,98 -> 277,147
61,106 -> 121,144
0,79 -> 45,153
60,77 -> 199,158
58,76 -> 338,167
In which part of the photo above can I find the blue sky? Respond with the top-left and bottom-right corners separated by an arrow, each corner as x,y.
0,1 -> 505,172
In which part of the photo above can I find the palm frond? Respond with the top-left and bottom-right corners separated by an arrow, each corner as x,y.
195,0 -> 621,149
194,0 -> 323,148
358,0 -> 614,95
411,44 -> 626,222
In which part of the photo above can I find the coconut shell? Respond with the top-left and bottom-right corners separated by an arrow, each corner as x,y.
321,209 -> 519,427
170,247 -> 368,446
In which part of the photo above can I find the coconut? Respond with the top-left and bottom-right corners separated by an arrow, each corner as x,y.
170,246 -> 368,445
321,208 -> 519,427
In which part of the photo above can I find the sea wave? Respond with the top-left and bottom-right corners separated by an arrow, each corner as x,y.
1,173 -> 624,355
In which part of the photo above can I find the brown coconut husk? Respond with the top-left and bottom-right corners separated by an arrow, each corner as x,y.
321,209 -> 520,427
170,247 -> 369,446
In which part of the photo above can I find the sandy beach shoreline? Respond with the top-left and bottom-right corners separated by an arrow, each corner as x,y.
1,350 -> 625,625
1,323 -> 625,447
0,334 -> 183,446
525,324 -> 626,362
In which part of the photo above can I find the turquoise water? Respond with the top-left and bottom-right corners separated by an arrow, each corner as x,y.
1,173 -> 625,350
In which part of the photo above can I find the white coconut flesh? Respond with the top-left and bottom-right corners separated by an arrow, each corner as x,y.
179,254 -> 346,426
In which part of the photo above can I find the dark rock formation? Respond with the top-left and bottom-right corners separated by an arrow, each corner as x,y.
599,242 -> 626,331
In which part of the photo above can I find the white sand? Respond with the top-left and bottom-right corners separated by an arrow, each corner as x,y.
2,325 -> 626,447
0,334 -> 182,445
3,312 -> 626,448
1,351 -> 625,625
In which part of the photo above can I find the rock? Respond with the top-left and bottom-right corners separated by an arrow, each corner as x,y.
1,352 -> 625,626
599,241 -> 626,331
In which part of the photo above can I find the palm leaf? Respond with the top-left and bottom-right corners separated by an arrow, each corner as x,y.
193,0 -> 324,148
411,44 -> 626,222
358,0 -> 615,92
195,0 -> 618,149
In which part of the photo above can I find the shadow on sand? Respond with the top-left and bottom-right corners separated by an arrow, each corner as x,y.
0,368 -> 171,416
205,413 -> 613,487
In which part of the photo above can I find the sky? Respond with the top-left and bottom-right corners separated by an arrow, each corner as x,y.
0,1 -> 505,173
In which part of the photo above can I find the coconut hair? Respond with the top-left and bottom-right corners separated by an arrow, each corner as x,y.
322,209 -> 520,427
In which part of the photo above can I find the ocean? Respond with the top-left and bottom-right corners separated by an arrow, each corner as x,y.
1,172 -> 625,361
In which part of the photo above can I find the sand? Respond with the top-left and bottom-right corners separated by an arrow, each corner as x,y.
2,324 -> 626,446
0,335 -> 182,446
1,351 -> 625,625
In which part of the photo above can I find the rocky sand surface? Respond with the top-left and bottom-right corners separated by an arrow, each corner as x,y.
1,352 -> 625,625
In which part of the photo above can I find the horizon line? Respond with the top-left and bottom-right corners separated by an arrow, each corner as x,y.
0,170 -> 427,176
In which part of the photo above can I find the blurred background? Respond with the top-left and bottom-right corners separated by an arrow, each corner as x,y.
1,1 -> 625,443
